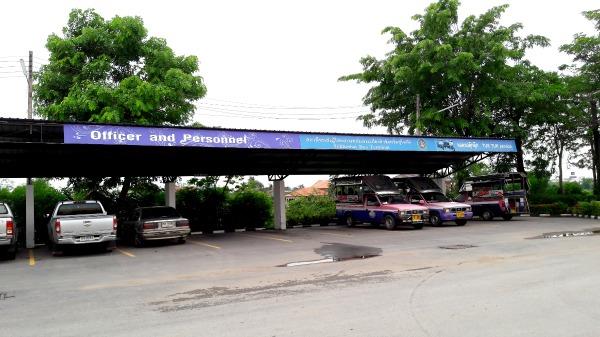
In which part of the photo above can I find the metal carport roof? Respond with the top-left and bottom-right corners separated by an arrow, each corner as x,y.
0,118 -> 517,178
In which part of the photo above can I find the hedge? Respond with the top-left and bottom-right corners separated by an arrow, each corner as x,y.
286,195 -> 335,226
529,202 -> 568,216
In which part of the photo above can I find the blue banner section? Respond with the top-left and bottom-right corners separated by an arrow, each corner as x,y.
298,134 -> 516,152
63,124 -> 516,153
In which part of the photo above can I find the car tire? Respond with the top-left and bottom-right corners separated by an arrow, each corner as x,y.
430,213 -> 442,226
481,210 -> 494,221
455,219 -> 467,226
133,235 -> 144,247
384,215 -> 396,230
502,214 -> 513,221
6,246 -> 17,260
345,214 -> 354,228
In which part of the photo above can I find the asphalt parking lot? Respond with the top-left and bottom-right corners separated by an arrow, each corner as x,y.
2,217 -> 600,337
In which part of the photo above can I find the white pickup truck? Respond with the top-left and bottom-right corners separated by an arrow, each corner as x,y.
0,202 -> 18,260
47,200 -> 117,254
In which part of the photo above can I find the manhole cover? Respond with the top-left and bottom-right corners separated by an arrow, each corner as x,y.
439,244 -> 477,250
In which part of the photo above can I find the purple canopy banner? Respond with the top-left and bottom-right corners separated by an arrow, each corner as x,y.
63,124 -> 517,153
64,124 -> 300,149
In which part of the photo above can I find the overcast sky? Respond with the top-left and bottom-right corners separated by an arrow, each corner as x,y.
1,0 -> 597,187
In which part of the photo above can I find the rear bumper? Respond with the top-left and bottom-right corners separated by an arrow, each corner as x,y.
140,228 -> 190,241
0,237 -> 14,246
57,234 -> 117,245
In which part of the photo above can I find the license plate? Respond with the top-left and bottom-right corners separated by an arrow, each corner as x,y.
79,236 -> 95,242
456,211 -> 464,218
411,214 -> 421,221
160,222 -> 175,228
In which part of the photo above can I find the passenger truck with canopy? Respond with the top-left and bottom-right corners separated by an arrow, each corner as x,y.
333,175 -> 429,230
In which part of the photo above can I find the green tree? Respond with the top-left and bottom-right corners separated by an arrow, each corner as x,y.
340,0 -> 547,138
33,9 -> 207,210
560,9 -> 600,194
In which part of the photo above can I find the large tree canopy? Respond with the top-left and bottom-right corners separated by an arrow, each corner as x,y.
340,0 -> 548,138
34,9 -> 206,125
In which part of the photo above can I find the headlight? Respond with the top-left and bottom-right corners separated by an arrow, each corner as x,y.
399,211 -> 405,216
444,208 -> 450,213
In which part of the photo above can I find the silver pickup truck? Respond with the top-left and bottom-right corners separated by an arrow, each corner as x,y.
0,202 -> 18,260
47,200 -> 117,254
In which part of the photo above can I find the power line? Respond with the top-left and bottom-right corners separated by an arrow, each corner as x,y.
197,106 -> 364,120
203,98 -> 366,110
196,104 -> 369,116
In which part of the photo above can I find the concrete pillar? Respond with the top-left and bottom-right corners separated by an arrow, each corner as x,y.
273,179 -> 286,230
433,178 -> 447,195
26,180 -> 35,249
165,182 -> 176,208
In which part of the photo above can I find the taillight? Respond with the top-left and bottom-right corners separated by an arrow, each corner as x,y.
55,219 -> 61,234
143,222 -> 157,230
499,199 -> 506,211
112,216 -> 117,231
6,219 -> 13,235
176,220 -> 189,227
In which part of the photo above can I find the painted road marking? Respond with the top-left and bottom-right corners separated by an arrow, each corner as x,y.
244,233 -> 293,243
28,249 -> 35,267
317,231 -> 353,238
188,240 -> 221,249
116,248 -> 136,258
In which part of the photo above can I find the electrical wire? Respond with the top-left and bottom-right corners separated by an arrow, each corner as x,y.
203,97 -> 365,110
197,106 -> 365,120
196,104 -> 370,117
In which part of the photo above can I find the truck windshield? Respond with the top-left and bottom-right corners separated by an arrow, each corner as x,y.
57,203 -> 103,216
141,207 -> 180,219
421,192 -> 450,202
380,195 -> 407,204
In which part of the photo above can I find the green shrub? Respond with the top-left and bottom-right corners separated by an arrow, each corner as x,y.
229,189 -> 273,230
176,186 -> 229,233
286,195 -> 335,226
530,202 -> 568,216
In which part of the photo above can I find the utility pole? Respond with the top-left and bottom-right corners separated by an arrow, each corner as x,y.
20,51 -> 33,119
415,94 -> 421,136
20,51 -> 35,248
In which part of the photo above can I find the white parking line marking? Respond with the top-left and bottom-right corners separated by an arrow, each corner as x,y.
188,240 -> 221,249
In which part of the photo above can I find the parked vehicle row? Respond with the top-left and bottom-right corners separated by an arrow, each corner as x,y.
45,201 -> 190,255
333,173 -> 530,230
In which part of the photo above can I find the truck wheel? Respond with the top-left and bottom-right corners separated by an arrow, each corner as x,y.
455,219 -> 467,226
502,214 -> 513,221
481,210 -> 493,221
6,246 -> 17,260
133,235 -> 144,247
345,214 -> 354,228
429,213 -> 441,226
384,215 -> 396,230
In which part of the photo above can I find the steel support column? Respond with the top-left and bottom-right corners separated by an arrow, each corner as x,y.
25,179 -> 34,248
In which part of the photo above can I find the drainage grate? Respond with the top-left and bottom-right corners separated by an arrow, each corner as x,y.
439,244 -> 478,250
528,228 -> 600,239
